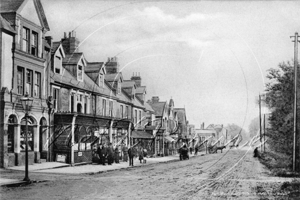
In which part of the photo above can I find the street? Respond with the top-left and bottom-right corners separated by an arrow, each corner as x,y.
1,148 -> 298,200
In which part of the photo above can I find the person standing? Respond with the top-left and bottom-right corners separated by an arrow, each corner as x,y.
114,145 -> 120,163
128,146 -> 135,166
107,143 -> 114,165
194,146 -> 198,155
138,147 -> 144,164
97,144 -> 105,165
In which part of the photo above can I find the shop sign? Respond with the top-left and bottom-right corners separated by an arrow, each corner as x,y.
56,154 -> 67,163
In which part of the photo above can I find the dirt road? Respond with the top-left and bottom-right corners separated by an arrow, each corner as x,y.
1,149 -> 299,199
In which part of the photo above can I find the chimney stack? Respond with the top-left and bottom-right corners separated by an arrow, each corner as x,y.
152,96 -> 159,103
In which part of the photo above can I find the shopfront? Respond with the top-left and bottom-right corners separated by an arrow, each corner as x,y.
52,113 -> 131,164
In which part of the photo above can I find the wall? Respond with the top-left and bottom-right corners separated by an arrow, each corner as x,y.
1,33 -> 13,89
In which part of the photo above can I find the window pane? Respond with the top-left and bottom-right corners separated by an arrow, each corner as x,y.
17,67 -> 24,95
22,27 -> 29,52
31,31 -> 38,56
34,72 -> 41,97
26,69 -> 32,96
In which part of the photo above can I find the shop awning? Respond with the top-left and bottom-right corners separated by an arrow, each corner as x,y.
164,136 -> 175,143
131,131 -> 154,139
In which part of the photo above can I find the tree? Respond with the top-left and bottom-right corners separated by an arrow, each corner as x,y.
225,124 -> 249,144
264,61 -> 299,156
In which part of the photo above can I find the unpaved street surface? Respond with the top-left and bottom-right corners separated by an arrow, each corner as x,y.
1,149 -> 299,199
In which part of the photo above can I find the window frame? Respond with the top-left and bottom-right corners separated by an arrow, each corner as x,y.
17,66 -> 24,95
102,99 -> 106,116
31,31 -> 38,56
34,72 -> 41,98
22,27 -> 30,53
26,69 -> 33,97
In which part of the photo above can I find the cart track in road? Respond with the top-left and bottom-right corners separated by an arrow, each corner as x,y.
1,149 -> 298,200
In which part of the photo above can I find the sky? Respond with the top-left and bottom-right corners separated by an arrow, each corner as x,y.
42,0 -> 300,132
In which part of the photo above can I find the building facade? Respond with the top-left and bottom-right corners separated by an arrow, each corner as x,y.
0,0 -> 51,167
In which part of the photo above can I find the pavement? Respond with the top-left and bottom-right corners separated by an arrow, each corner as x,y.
0,152 -> 203,187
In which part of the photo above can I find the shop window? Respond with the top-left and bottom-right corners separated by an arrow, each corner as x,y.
17,66 -> 24,95
7,115 -> 17,153
34,72 -> 41,98
20,117 -> 35,151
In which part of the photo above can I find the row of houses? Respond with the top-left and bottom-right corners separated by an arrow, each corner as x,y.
0,0 -> 191,168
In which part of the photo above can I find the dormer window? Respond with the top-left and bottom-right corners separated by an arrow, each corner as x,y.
55,56 -> 61,74
99,73 -> 104,87
78,65 -> 83,81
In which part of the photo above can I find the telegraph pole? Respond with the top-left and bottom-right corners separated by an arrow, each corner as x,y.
291,32 -> 300,172
259,94 -> 262,151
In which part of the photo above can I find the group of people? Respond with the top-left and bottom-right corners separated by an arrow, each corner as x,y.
96,143 -> 148,167
96,143 -> 120,165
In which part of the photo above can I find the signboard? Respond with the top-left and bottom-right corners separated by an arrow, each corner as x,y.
56,154 -> 67,163
78,152 -> 82,156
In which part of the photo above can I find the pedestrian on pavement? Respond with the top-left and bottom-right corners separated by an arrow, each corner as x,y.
194,146 -> 198,155
143,148 -> 148,163
138,147 -> 144,164
189,146 -> 193,154
97,144 -> 105,165
114,145 -> 120,163
128,146 -> 135,166
107,143 -> 114,165
122,144 -> 128,162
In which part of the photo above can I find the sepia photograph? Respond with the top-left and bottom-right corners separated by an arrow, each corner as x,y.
0,0 -> 300,199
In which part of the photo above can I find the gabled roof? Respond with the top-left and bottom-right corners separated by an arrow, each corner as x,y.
0,0 -> 50,31
63,53 -> 86,66
0,0 -> 24,13
85,62 -> 104,73
104,73 -> 123,82
51,42 -> 61,53
149,102 -> 166,117
51,42 -> 65,58
0,15 -> 16,35
85,62 -> 105,84
136,86 -> 146,94
51,66 -> 114,97
174,108 -> 187,123
122,80 -> 136,88
195,129 -> 217,137
145,102 -> 154,113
